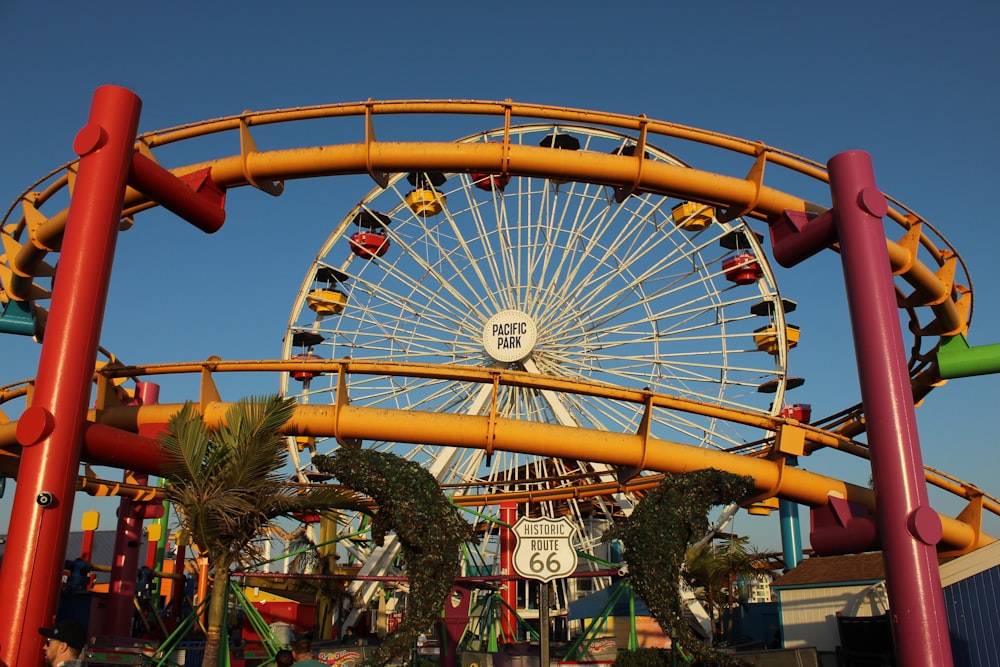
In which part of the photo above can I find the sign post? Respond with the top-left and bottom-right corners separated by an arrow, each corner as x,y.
512,516 -> 579,667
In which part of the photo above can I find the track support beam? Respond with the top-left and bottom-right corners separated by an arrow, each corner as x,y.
771,150 -> 953,667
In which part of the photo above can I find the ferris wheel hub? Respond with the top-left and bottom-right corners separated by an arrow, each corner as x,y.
482,309 -> 538,363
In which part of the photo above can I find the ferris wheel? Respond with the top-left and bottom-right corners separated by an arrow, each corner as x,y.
280,123 -> 797,576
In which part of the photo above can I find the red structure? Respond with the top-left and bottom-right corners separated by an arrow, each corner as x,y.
0,86 -> 225,667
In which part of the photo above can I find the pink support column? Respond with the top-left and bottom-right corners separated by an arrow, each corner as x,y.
499,502 -> 518,643
827,151 -> 952,666
105,473 -> 165,638
768,150 -> 954,665
440,583 -> 475,667
0,85 -> 141,666
171,542 -> 188,626
103,387 -> 165,638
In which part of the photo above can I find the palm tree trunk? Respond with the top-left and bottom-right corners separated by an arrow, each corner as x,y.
202,565 -> 230,667
724,574 -> 736,641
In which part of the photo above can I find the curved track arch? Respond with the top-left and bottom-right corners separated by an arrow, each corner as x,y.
3,100 -> 971,404
0,100 -> 989,548
24,358 -> 989,554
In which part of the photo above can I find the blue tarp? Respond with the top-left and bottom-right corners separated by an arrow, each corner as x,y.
567,581 -> 651,620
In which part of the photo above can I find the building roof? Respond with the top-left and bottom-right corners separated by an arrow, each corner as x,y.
771,552 -> 885,588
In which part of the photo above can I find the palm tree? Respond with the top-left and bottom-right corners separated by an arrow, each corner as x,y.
685,537 -> 777,642
159,394 -> 358,667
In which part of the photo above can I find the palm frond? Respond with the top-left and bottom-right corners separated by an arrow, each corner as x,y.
159,402 -> 213,485
215,395 -> 296,491
279,486 -> 360,519
158,394 -> 321,667
159,394 -> 362,563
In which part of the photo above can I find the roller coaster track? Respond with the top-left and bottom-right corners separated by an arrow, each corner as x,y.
1,359 -> 996,554
0,100 -> 986,551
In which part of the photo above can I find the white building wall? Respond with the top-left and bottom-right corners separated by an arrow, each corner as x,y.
746,578 -> 773,603
777,585 -> 868,652
940,539 -> 1000,586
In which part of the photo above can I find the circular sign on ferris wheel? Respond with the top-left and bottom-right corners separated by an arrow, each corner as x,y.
482,309 -> 538,363
511,516 -> 579,583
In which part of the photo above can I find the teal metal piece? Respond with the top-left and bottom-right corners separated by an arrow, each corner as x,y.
937,334 -> 1000,379
0,299 -> 36,336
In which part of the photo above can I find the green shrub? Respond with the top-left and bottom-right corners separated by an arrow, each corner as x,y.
613,647 -> 672,667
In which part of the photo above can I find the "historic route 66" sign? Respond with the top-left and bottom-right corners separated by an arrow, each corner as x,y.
511,516 -> 579,583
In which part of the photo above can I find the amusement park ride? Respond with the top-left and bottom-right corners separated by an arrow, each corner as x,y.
2,86 -> 1000,666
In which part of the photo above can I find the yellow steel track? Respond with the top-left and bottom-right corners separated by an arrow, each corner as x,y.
0,100 -> 987,552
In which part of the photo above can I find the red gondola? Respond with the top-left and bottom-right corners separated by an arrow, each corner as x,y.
722,252 -> 762,285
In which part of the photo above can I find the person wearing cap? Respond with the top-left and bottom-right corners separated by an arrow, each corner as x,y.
39,618 -> 87,666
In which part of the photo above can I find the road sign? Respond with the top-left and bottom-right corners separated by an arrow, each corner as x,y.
511,516 -> 579,582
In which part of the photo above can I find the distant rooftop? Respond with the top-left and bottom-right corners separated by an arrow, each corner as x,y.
771,552 -> 885,588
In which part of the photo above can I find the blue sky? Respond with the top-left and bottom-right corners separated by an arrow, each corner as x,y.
2,1 -> 999,552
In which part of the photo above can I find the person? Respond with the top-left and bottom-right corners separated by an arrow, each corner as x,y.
275,648 -> 295,666
39,618 -> 87,667
291,637 -> 327,665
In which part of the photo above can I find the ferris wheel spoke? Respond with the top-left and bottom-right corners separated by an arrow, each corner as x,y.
460,186 -> 508,298
368,241 -> 482,326
529,186 -> 612,301
536,244 -> 721,342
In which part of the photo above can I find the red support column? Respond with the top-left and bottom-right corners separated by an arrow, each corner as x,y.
103,398 -> 166,639
440,583 -> 475,667
0,85 -> 141,666
80,515 -> 98,563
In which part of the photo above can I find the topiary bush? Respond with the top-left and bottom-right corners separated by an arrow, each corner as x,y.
313,448 -> 475,667
604,469 -> 755,667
